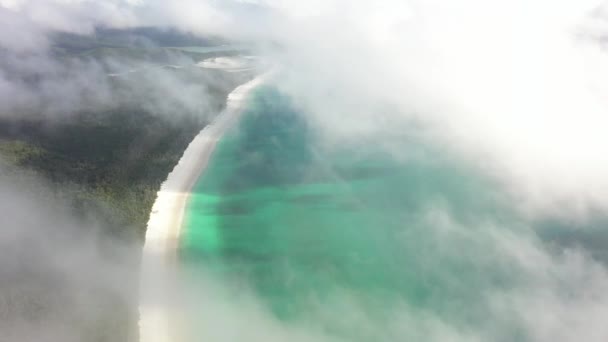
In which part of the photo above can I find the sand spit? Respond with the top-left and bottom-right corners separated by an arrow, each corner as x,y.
196,56 -> 258,72
139,74 -> 267,342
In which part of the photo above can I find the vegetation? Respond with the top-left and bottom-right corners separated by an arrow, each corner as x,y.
0,70 -> 250,237
0,27 -> 254,342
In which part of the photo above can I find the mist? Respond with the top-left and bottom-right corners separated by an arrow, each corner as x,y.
122,0 -> 608,217
0,2 -> 246,342
0,164 -> 139,342
0,2 -> 240,122
157,1 -> 608,340
240,0 -> 608,220
3,0 -> 608,342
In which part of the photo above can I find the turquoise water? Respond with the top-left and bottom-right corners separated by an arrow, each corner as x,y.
179,87 -> 606,340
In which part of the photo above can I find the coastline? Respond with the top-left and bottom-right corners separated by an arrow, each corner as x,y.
139,73 -> 267,342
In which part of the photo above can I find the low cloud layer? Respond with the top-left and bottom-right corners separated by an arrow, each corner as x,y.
246,0 -> 608,220
77,0 -> 608,219
0,166 -> 138,342
0,1 -> 239,122
162,202 -> 608,342
2,1 -> 608,342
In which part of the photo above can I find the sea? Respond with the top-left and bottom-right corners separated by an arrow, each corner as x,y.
178,86 -> 607,341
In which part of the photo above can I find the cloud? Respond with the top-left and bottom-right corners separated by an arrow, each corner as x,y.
0,165 -> 138,342
0,10 -> 239,121
152,201 -> 608,342
2,1 -> 608,341
0,4 -> 246,340
133,2 -> 608,339
219,0 -> 608,219
0,0 -> 213,121
0,0 -> 140,53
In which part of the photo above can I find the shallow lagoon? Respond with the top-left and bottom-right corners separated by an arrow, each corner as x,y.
179,86 -> 607,341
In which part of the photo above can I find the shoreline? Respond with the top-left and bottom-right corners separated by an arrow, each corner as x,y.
139,73 -> 267,342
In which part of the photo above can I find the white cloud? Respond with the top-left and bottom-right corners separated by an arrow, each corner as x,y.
2,1 -> 608,341
224,0 -> 608,219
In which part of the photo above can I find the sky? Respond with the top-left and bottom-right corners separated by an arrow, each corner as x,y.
2,0 -> 608,341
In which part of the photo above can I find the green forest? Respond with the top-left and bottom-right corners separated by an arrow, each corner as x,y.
0,28 -> 253,342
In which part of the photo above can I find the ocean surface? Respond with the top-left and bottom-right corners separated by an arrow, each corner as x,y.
179,86 -> 607,341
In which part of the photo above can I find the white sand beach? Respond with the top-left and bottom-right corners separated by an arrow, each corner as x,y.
139,74 -> 267,342
196,56 -> 258,72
